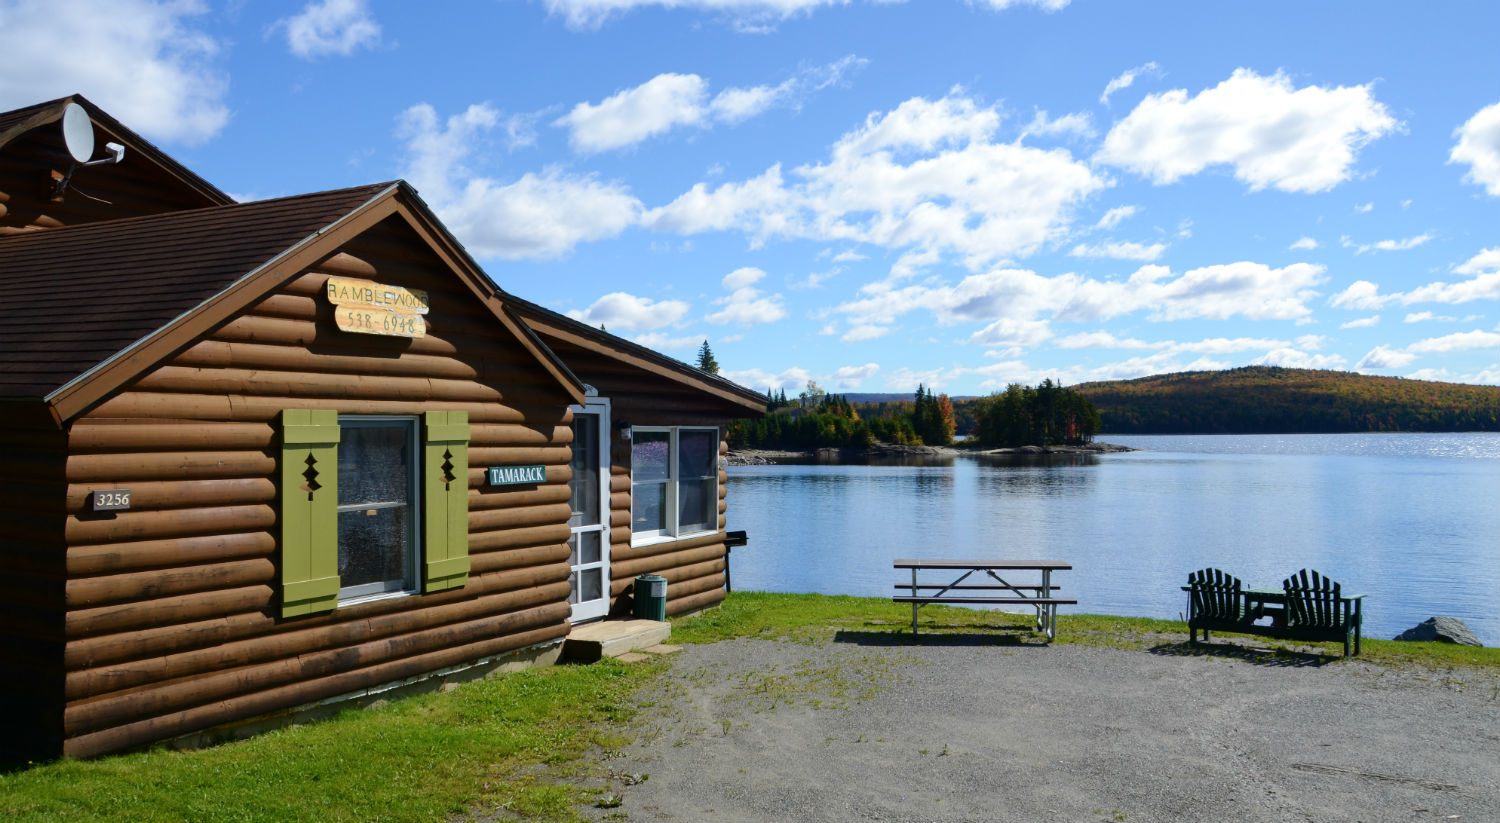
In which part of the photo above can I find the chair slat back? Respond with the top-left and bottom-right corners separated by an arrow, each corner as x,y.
1188,567 -> 1241,620
1284,568 -> 1344,628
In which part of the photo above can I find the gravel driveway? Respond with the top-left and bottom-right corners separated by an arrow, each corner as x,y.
579,634 -> 1500,822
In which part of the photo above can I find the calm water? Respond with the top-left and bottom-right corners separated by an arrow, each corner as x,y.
723,433 -> 1500,646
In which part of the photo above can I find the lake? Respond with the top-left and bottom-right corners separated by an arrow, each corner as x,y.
723,432 -> 1500,646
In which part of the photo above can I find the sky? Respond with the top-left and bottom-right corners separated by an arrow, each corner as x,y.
2,1 -> 1498,396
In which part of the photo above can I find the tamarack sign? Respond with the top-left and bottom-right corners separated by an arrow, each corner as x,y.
326,276 -> 430,338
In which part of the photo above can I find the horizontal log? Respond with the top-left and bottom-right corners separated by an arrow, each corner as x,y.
133,367 -> 506,405
63,561 -> 568,669
68,531 -> 274,576
65,504 -> 276,545
66,578 -> 569,706
66,559 -> 274,609
88,392 -> 546,425
62,614 -> 570,759
469,446 -> 572,466
469,523 -> 572,552
610,543 -> 725,582
66,450 -> 275,483
65,478 -> 275,514
610,557 -> 725,598
611,531 -> 725,563
468,543 -> 570,575
469,423 -> 570,447
66,584 -> 273,639
468,502 -> 570,533
174,339 -> 480,382
667,583 -> 726,616
470,482 -> 571,511
68,422 -> 275,452
310,252 -> 377,278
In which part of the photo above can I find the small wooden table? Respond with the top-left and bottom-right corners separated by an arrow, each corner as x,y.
893,558 -> 1076,639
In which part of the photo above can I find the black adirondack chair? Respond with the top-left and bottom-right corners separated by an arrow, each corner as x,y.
1185,567 -> 1255,643
1282,568 -> 1364,657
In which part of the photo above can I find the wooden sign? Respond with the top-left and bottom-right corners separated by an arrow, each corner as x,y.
326,276 -> 429,338
488,465 -> 547,486
91,489 -> 132,511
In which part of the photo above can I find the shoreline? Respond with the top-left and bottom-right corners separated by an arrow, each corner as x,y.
728,440 -> 1135,465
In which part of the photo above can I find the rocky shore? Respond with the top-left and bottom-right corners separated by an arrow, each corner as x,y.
728,441 -> 1135,465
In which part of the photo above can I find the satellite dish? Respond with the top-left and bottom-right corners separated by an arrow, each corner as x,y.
61,102 -> 95,163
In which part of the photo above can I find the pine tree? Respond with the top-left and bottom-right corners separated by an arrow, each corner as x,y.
695,340 -> 721,374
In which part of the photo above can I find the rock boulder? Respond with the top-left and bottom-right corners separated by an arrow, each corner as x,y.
1393,617 -> 1482,646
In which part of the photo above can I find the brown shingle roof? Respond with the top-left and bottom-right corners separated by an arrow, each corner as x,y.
0,183 -> 391,400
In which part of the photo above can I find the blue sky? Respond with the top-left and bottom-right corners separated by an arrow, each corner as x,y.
3,1 -> 1497,395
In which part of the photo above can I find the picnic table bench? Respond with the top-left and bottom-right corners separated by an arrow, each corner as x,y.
1184,567 -> 1365,657
894,558 -> 1076,639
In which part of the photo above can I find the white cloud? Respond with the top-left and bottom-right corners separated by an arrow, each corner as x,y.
966,317 -> 1053,348
1355,202 -> 1374,213
884,366 -> 950,392
1340,315 -> 1380,329
721,366 -> 811,394
836,261 -> 1326,332
1450,101 -> 1500,197
1290,236 -> 1318,251
1330,249 -> 1500,309
1096,68 -> 1398,193
1404,311 -> 1456,323
1100,61 -> 1162,106
0,0 -> 228,144
1296,334 -> 1325,350
629,332 -> 702,352
1018,109 -> 1095,140
1053,331 -> 1156,350
830,363 -> 880,389
841,324 -> 890,343
1068,240 -> 1167,262
1252,349 -> 1347,369
1355,345 -> 1416,370
721,266 -> 766,290
556,57 -> 864,153
543,0 -> 1063,29
706,276 -> 787,326
1454,247 -> 1500,276
566,292 -> 691,331
275,0 -> 381,59
556,73 -> 709,153
832,249 -> 867,262
398,103 -> 642,259
1408,366 -> 1500,385
1094,206 -> 1137,230
1328,280 -> 1391,310
1351,233 -> 1432,254
1406,330 -> 1500,354
647,91 -> 1110,269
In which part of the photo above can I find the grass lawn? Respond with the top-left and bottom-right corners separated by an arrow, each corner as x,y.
3,593 -> 1494,822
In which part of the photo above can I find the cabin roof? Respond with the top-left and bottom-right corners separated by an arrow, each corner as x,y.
0,181 -> 585,421
0,94 -> 234,208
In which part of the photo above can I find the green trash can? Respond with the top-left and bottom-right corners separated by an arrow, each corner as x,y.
634,574 -> 667,621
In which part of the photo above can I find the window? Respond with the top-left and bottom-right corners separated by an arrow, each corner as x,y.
279,409 -> 471,618
631,427 -> 719,544
336,417 -> 419,602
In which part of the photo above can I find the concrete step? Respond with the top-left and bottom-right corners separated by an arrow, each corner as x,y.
563,619 -> 671,663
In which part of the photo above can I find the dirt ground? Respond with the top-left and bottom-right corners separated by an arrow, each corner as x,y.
575,633 -> 1500,823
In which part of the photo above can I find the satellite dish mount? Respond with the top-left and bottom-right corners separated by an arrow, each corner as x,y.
53,102 -> 125,198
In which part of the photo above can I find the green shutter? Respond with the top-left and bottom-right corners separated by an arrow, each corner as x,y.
423,410 -> 471,592
280,409 -> 340,617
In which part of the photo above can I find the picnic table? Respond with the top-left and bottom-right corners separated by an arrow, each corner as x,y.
893,558 -> 1076,639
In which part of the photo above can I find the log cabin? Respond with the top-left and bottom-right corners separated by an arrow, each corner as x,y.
0,95 -> 765,761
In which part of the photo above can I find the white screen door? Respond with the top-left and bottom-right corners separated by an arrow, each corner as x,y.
568,399 -> 610,622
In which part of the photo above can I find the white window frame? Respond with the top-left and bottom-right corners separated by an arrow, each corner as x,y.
336,415 -> 422,604
630,426 -> 720,547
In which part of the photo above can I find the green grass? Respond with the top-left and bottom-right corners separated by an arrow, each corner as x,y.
3,592 -> 1492,822
0,659 -> 656,823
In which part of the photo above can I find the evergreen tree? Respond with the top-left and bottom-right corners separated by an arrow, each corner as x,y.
695,340 -> 721,374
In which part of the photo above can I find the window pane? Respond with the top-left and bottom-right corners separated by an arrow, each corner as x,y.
578,568 -> 603,602
575,530 -> 602,564
338,506 -> 411,592
569,415 -> 600,527
678,429 -> 717,480
678,477 -> 717,534
631,431 -> 670,482
339,424 -> 410,506
632,481 -> 667,534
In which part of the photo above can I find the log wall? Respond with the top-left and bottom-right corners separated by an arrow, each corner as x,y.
55,216 -> 577,758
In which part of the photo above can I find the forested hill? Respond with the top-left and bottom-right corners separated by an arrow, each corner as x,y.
1073,367 -> 1500,434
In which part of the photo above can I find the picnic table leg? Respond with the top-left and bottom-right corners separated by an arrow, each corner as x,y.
911,568 -> 919,635
1043,569 -> 1053,638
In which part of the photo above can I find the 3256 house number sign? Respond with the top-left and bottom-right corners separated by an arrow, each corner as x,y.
326,276 -> 429,339
91,489 -> 132,511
